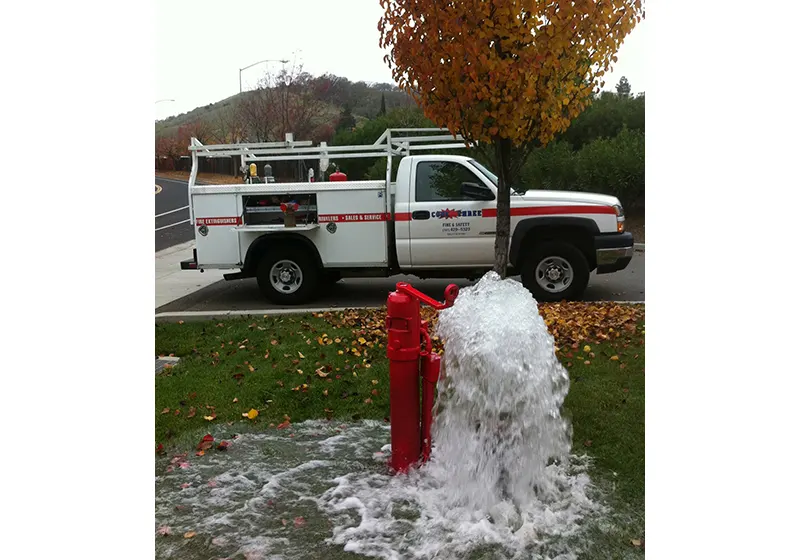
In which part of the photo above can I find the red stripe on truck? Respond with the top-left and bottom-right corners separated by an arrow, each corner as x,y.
317,213 -> 390,222
482,205 -> 616,218
195,216 -> 242,226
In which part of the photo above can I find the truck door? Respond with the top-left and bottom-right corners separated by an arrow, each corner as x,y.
408,160 -> 496,267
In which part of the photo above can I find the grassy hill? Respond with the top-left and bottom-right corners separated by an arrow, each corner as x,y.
155,75 -> 415,139
155,92 -> 242,137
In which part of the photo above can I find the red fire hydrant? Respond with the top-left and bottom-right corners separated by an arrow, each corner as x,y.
386,282 -> 458,473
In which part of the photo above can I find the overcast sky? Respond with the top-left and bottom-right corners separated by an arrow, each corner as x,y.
156,0 -> 646,121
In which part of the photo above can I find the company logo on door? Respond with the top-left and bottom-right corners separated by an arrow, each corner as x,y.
433,208 -> 483,219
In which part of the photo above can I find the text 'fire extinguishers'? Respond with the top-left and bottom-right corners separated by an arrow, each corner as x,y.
386,282 -> 459,473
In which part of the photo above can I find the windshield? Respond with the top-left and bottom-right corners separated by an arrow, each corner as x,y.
468,159 -> 526,194
468,159 -> 498,186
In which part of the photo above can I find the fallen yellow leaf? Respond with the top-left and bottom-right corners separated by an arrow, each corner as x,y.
610,355 -> 619,361
204,415 -> 216,421
631,539 -> 642,547
372,379 -> 379,385
243,409 -> 259,420
184,531 -> 196,539
358,337 -> 366,344
232,397 -> 238,403
583,345 -> 591,352
298,352 -> 305,359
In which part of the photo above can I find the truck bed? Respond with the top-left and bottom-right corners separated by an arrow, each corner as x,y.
190,180 -> 392,269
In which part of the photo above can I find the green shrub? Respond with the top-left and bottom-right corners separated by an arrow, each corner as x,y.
521,128 -> 644,210
559,92 -> 645,150
330,107 -> 435,180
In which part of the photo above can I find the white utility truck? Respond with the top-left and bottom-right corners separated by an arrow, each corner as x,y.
180,128 -> 634,304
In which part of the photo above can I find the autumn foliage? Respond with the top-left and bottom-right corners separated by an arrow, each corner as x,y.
379,0 -> 644,273
379,0 -> 643,147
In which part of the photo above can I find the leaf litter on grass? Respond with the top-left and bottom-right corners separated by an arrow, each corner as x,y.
315,301 -> 643,354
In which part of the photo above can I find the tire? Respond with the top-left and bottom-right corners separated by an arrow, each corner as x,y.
256,246 -> 320,305
521,241 -> 590,302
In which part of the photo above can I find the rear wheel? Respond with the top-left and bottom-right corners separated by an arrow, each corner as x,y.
256,247 -> 320,305
521,241 -> 590,302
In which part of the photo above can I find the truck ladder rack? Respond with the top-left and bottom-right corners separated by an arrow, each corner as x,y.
186,128 -> 478,224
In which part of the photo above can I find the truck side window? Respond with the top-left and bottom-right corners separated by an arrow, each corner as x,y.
415,161 -> 485,202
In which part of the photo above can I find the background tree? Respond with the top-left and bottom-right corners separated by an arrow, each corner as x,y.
155,135 -> 179,170
238,63 -> 326,142
379,0 -> 644,275
559,90 -> 644,149
378,92 -> 387,116
331,106 -> 435,179
615,76 -> 632,97
210,105 -> 247,145
336,104 -> 357,133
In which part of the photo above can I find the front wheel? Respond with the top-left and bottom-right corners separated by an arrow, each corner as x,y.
256,248 -> 320,305
521,241 -> 590,302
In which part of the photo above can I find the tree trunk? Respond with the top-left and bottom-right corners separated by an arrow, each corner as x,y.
492,137 -> 513,278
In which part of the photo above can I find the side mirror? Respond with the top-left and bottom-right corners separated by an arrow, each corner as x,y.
460,182 -> 495,201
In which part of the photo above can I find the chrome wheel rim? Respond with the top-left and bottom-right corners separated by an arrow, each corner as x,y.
535,256 -> 573,293
269,260 -> 303,294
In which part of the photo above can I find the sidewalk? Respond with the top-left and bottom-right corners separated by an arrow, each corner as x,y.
155,241 -> 227,309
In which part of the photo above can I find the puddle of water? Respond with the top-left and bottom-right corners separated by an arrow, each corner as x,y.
156,420 -> 389,560
156,421 -> 600,559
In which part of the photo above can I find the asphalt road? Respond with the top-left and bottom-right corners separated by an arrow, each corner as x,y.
156,249 -> 644,313
155,177 -> 193,252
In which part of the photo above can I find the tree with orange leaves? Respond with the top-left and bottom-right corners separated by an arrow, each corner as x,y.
379,0 -> 644,275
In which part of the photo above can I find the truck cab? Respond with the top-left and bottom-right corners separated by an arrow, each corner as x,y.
393,154 -> 633,300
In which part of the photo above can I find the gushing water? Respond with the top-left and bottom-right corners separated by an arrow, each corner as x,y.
431,271 -> 576,516
155,273 -> 602,559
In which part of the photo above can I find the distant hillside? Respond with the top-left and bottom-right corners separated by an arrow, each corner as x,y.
155,92 -> 242,137
155,74 -> 415,140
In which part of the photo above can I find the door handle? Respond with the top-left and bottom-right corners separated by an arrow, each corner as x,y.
412,210 -> 430,220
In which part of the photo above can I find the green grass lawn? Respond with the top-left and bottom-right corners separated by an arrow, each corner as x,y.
156,310 -> 645,554
155,314 -> 393,449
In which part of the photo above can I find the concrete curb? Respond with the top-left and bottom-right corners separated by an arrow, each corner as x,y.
155,306 -> 385,323
155,301 -> 644,323
154,175 -> 209,185
156,239 -> 196,259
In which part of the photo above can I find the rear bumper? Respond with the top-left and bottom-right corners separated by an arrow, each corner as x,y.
180,249 -> 198,270
594,232 -> 634,274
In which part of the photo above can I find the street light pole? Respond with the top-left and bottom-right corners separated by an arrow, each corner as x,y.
239,58 -> 289,94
